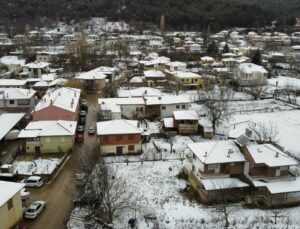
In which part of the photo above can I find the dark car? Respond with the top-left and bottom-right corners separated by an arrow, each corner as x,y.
76,133 -> 84,143
77,125 -> 85,133
79,117 -> 86,126
80,100 -> 88,112
79,110 -> 87,117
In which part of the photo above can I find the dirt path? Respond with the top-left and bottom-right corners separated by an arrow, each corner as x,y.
20,99 -> 99,229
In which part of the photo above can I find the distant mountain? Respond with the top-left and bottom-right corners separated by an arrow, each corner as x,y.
0,0 -> 298,31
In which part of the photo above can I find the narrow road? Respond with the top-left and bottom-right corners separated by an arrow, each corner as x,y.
20,100 -> 99,229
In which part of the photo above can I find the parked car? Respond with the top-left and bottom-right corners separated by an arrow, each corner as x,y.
22,176 -> 44,188
0,173 -> 17,182
79,116 -> 86,126
24,201 -> 46,219
76,133 -> 84,143
80,100 -> 88,112
88,127 -> 95,135
79,110 -> 87,117
5,129 -> 20,140
21,188 -> 30,200
77,125 -> 85,133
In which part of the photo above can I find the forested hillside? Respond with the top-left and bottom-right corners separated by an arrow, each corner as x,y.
0,0 -> 298,31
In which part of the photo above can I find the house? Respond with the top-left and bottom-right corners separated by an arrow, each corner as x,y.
0,88 -> 36,113
144,95 -> 191,119
171,71 -> 206,88
143,70 -> 166,82
234,63 -> 268,86
93,66 -> 116,82
36,51 -> 58,63
98,98 -> 145,120
76,68 -> 107,92
172,110 -> 199,134
0,181 -> 25,229
32,87 -> 81,121
165,61 -> 187,72
0,113 -> 25,145
97,119 -> 142,155
239,143 -> 300,206
186,140 -> 249,203
117,87 -> 161,98
18,120 -> 77,154
0,79 -> 27,89
22,62 -> 50,78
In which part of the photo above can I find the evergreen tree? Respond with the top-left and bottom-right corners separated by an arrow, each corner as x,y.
207,41 -> 219,58
252,49 -> 261,65
222,43 -> 230,54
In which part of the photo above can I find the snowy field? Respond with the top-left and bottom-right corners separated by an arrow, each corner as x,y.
68,161 -> 300,228
268,76 -> 300,90
12,158 -> 61,175
230,110 -> 300,158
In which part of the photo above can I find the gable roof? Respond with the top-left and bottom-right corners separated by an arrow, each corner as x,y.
76,68 -> 107,80
238,63 -> 268,74
144,95 -> 191,105
118,87 -> 161,98
173,110 -> 199,120
18,120 -> 77,138
34,87 -> 80,113
0,181 -> 25,207
97,119 -> 141,135
188,140 -> 246,164
0,113 -> 25,141
0,88 -> 36,99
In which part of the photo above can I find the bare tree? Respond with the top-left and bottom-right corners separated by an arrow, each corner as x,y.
248,78 -> 267,100
281,81 -> 296,104
256,122 -> 279,143
88,156 -> 135,224
214,201 -> 231,228
203,85 -> 233,134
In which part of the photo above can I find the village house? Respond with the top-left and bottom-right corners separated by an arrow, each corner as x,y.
0,79 -> 27,89
18,120 -> 77,154
171,71 -> 206,88
0,181 -> 25,229
234,63 -> 268,86
186,140 -> 249,203
94,66 -> 116,82
0,88 -> 36,113
76,68 -> 107,92
165,61 -> 187,72
97,119 -> 142,155
117,87 -> 161,98
143,70 -> 166,83
36,51 -> 58,63
32,87 -> 81,121
22,62 -> 50,78
239,143 -> 300,206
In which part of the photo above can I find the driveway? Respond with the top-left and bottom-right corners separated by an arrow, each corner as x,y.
20,98 -> 99,229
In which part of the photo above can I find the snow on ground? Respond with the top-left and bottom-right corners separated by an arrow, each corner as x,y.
112,161 -> 300,228
230,110 -> 300,157
268,76 -> 300,90
13,158 -> 61,175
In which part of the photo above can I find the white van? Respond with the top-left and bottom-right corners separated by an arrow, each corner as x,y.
22,176 -> 44,187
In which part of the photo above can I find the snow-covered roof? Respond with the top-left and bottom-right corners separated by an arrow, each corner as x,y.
202,178 -> 249,191
0,79 -> 27,87
163,117 -> 174,128
76,68 -> 107,80
0,181 -> 25,207
18,120 -> 77,138
172,71 -> 202,79
0,56 -> 25,66
201,56 -> 215,62
144,70 -> 165,78
188,140 -> 246,164
145,95 -> 191,105
253,177 -> 300,194
238,63 -> 268,74
33,81 -> 48,87
246,144 -> 297,167
166,61 -> 187,67
173,110 -> 199,120
118,87 -> 161,98
48,78 -> 67,87
0,88 -> 36,99
97,119 -> 141,135
0,113 -> 25,140
34,87 -> 81,113
23,61 -> 50,69
41,73 -> 57,82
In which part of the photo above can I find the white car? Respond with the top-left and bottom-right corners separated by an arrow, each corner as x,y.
24,201 -> 46,219
21,188 -> 30,200
22,176 -> 44,188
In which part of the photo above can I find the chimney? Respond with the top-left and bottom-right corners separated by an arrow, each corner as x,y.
204,152 -> 208,157
275,152 -> 279,158
50,99 -> 53,104
158,96 -> 161,100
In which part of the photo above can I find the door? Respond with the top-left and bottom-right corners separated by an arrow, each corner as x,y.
35,146 -> 41,156
116,146 -> 123,155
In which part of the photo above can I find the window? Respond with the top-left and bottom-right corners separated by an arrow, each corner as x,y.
161,106 -> 166,110
7,198 -> 13,210
116,135 -> 123,141
193,153 -> 196,160
128,145 -> 135,151
176,105 -> 180,109
182,105 -> 186,109
9,100 -> 15,105
17,99 -> 30,105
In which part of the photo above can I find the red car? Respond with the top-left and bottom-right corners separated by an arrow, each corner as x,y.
76,133 -> 84,143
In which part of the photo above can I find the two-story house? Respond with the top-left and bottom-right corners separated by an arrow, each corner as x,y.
97,119 -> 142,155
234,63 -> 268,86
187,140 -> 249,203
172,110 -> 199,134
